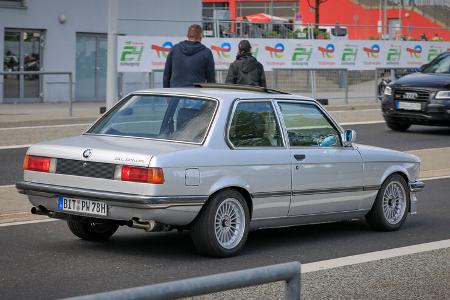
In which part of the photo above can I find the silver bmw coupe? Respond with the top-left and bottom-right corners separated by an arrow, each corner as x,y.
16,84 -> 424,257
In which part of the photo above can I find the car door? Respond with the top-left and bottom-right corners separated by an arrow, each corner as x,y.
276,100 -> 364,216
226,99 -> 292,219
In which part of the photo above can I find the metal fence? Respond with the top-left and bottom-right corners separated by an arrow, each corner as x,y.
139,68 -> 409,105
390,0 -> 450,7
200,20 -> 450,40
0,71 -> 74,115
64,261 -> 301,300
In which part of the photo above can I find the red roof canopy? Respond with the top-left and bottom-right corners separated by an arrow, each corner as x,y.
242,13 -> 288,23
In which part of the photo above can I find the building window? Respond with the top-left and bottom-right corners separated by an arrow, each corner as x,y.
202,2 -> 229,20
0,0 -> 26,8
3,29 -> 43,101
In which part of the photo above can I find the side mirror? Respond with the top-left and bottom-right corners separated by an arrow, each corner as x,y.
343,129 -> 356,146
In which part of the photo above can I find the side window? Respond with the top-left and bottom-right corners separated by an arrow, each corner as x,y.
229,101 -> 283,148
278,102 -> 342,147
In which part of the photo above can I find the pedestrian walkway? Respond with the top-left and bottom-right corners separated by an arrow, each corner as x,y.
0,102 -> 104,127
0,101 -> 380,127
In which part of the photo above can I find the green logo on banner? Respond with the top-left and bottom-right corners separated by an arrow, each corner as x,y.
427,48 -> 439,62
292,48 -> 312,62
387,48 -> 401,63
120,45 -> 144,62
342,48 -> 358,62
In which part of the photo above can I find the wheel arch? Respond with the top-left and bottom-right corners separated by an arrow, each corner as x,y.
207,186 -> 253,220
379,169 -> 411,212
380,165 -> 411,186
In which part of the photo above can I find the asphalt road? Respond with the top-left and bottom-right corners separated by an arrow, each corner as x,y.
343,123 -> 450,151
1,123 -> 450,186
0,177 -> 448,300
0,147 -> 26,186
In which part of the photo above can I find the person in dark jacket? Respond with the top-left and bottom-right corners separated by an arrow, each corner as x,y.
225,40 -> 266,87
163,24 -> 215,88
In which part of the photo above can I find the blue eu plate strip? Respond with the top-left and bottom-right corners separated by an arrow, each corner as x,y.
57,196 -> 64,210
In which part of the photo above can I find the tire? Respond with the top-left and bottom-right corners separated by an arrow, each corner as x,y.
191,189 -> 250,257
385,119 -> 411,132
67,216 -> 119,241
366,174 -> 410,231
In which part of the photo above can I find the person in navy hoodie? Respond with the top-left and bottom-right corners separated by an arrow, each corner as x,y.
163,24 -> 216,88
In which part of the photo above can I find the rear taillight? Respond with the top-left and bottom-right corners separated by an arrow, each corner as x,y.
118,166 -> 165,184
23,155 -> 56,173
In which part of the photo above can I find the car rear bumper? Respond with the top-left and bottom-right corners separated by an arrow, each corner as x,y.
16,181 -> 207,226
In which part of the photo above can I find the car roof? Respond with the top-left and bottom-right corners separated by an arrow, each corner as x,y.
131,87 -> 316,103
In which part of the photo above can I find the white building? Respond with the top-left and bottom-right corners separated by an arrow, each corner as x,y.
0,0 -> 201,103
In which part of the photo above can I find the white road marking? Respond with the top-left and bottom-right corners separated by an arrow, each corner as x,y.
0,219 -> 448,274
330,108 -> 380,113
302,239 -> 450,273
0,144 -> 30,150
0,123 -> 90,131
0,184 -> 15,189
421,175 -> 450,181
0,219 -> 58,227
340,120 -> 385,126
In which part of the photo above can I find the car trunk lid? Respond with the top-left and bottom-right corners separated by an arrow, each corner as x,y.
27,134 -> 199,168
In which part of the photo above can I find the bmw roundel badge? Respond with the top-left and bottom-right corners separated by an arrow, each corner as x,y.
83,149 -> 92,159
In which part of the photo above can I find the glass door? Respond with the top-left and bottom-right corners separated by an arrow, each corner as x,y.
76,33 -> 107,101
3,29 -> 43,102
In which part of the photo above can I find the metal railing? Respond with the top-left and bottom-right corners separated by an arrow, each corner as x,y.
391,0 -> 450,7
138,68 -> 407,105
200,20 -> 449,40
64,261 -> 301,300
0,71 -> 74,116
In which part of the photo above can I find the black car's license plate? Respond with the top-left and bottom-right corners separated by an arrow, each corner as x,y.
396,101 -> 421,111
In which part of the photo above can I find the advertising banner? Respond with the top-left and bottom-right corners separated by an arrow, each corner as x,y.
118,36 -> 450,72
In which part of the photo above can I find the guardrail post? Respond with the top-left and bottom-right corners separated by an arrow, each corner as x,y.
374,69 -> 379,103
148,72 -> 154,89
310,70 -> 317,99
286,263 -> 301,300
344,69 -> 349,104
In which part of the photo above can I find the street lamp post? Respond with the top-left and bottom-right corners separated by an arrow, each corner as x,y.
106,0 -> 119,110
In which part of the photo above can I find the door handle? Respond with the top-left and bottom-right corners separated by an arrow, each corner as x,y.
294,154 -> 306,161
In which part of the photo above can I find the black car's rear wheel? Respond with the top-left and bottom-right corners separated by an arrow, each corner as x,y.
67,216 -> 119,241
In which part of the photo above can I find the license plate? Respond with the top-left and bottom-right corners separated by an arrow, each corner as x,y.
58,196 -> 108,216
396,101 -> 421,111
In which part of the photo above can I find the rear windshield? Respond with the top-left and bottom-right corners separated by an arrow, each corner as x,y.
87,95 -> 217,143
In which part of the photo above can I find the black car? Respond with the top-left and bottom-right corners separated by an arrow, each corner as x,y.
381,51 -> 450,131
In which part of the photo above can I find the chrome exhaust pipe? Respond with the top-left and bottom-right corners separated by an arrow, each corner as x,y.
127,219 -> 156,232
31,207 -> 67,220
31,206 -> 48,216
